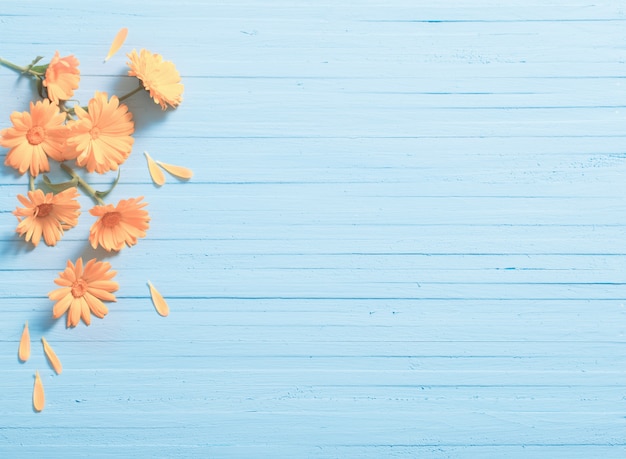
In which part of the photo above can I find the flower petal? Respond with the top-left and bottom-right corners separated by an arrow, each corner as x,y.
144,151 -> 165,185
84,293 -> 109,319
18,321 -> 30,362
105,27 -> 128,62
33,371 -> 45,412
148,281 -> 169,317
79,296 -> 92,326
51,291 -> 73,319
157,161 -> 193,180
41,337 -> 63,375
68,298 -> 82,327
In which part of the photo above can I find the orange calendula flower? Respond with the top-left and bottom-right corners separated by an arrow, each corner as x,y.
13,187 -> 81,247
0,99 -> 67,176
127,49 -> 183,110
49,258 -> 119,328
66,91 -> 134,174
43,51 -> 80,104
89,197 -> 150,251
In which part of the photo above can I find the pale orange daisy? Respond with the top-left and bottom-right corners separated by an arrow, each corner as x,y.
66,91 -> 134,173
43,51 -> 80,104
49,258 -> 119,328
0,99 -> 67,176
127,49 -> 183,110
89,197 -> 150,251
13,187 -> 81,247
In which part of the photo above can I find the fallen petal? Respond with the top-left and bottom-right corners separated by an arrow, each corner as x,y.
33,371 -> 45,412
157,161 -> 193,180
104,27 -> 128,62
148,281 -> 169,317
41,337 -> 63,375
144,152 -> 165,186
18,321 -> 30,362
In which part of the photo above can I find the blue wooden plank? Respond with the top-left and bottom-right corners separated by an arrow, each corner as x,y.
0,0 -> 625,457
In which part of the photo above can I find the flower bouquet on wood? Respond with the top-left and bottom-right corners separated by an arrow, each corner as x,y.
1,29 -> 190,412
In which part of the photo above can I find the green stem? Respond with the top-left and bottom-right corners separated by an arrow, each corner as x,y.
29,174 -> 35,192
59,104 -> 88,120
59,103 -> 76,118
117,84 -> 144,103
0,57 -> 27,73
60,163 -> 105,206
0,56 -> 44,77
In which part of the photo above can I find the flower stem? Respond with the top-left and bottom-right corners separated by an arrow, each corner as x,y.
29,174 -> 35,192
0,56 -> 44,77
0,57 -> 27,73
60,163 -> 105,205
59,103 -> 76,118
117,84 -> 144,103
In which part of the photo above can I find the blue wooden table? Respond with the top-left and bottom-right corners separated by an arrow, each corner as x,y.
1,1 -> 625,457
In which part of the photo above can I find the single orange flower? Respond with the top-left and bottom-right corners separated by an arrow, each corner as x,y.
49,258 -> 119,328
13,187 -> 81,247
127,49 -> 183,110
89,196 -> 150,251
66,91 -> 134,173
0,100 -> 67,176
43,51 -> 80,104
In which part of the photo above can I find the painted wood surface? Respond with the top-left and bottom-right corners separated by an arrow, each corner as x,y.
1,1 -> 625,457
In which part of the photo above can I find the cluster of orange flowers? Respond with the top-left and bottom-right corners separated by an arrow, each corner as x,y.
2,29 -> 186,412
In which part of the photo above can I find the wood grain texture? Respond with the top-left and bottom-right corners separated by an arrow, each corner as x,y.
1,0 -> 625,457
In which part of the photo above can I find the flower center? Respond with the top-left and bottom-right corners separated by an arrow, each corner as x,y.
36,203 -> 53,218
71,279 -> 88,298
102,211 -> 121,227
90,127 -> 101,139
26,126 -> 46,145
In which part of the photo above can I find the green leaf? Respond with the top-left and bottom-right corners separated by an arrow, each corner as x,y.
94,170 -> 121,199
30,64 -> 49,74
25,56 -> 46,75
29,56 -> 44,66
